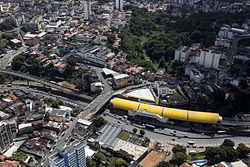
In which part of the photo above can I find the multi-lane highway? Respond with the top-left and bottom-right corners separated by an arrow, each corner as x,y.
0,84 -> 88,107
103,112 -> 250,147
0,69 -> 93,102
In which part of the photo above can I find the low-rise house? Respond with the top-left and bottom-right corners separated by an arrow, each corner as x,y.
54,61 -> 68,73
18,123 -> 33,135
90,82 -> 103,92
113,74 -> 134,89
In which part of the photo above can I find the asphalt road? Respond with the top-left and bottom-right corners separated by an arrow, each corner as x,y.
0,69 -> 93,102
0,84 -> 88,106
41,66 -> 114,167
41,66 -> 151,166
0,47 -> 28,69
103,113 -> 250,147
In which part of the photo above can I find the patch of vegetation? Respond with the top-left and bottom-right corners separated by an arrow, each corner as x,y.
230,59 -> 250,78
120,6 -> 250,74
142,137 -> 150,147
118,130 -> 131,141
11,53 -> 87,91
44,98 -> 64,108
158,139 -> 249,166
187,154 -> 206,162
139,129 -> 145,136
20,30 -> 26,37
170,152 -> 187,166
93,117 -> 107,129
0,38 -> 8,47
12,151 -> 28,161
187,70 -> 250,117
157,161 -> 172,167
205,140 -> 250,164
0,22 -> 15,31
87,152 -> 127,167
172,145 -> 186,154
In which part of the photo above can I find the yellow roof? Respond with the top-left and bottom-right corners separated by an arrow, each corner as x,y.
139,103 -> 163,116
111,98 -> 221,124
111,97 -> 140,111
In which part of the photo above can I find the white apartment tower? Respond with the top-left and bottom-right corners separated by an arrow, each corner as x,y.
174,46 -> 191,62
116,0 -> 123,10
84,1 -> 91,20
49,140 -> 86,167
0,122 -> 13,154
199,49 -> 221,69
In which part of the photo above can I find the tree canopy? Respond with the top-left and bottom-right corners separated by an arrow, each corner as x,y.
120,6 -> 250,74
172,145 -> 186,154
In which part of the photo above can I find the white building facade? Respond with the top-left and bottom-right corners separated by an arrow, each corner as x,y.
199,49 -> 221,69
49,140 -> 86,167
115,0 -> 123,10
0,122 -> 13,154
84,1 -> 91,20
174,46 -> 190,62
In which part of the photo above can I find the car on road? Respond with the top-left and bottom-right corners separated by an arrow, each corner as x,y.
170,131 -> 176,136
188,141 -> 195,145
171,130 -> 176,134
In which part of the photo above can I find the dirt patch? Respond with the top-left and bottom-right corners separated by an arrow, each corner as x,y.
139,151 -> 166,167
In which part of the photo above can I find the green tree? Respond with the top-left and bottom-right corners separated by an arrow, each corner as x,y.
139,129 -> 145,136
191,30 -> 203,42
205,147 -> 224,164
51,102 -> 59,108
170,152 -> 187,166
107,33 -> 116,44
86,158 -> 97,167
94,152 -> 106,164
239,79 -> 248,89
237,143 -> 250,158
172,145 -> 186,154
115,158 -> 126,167
221,146 -> 238,161
93,117 -> 107,128
132,128 -> 137,134
0,39 -> 8,47
205,146 -> 237,163
230,64 -> 241,75
0,22 -> 14,31
221,139 -> 235,147
0,74 -> 7,84
157,161 -> 172,167
58,100 -> 64,106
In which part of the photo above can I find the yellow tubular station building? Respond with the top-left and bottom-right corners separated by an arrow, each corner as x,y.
111,98 -> 222,124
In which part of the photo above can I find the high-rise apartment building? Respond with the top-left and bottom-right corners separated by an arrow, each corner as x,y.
49,140 -> 86,167
115,0 -> 123,10
84,1 -> 91,20
199,49 -> 221,69
0,122 -> 13,154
